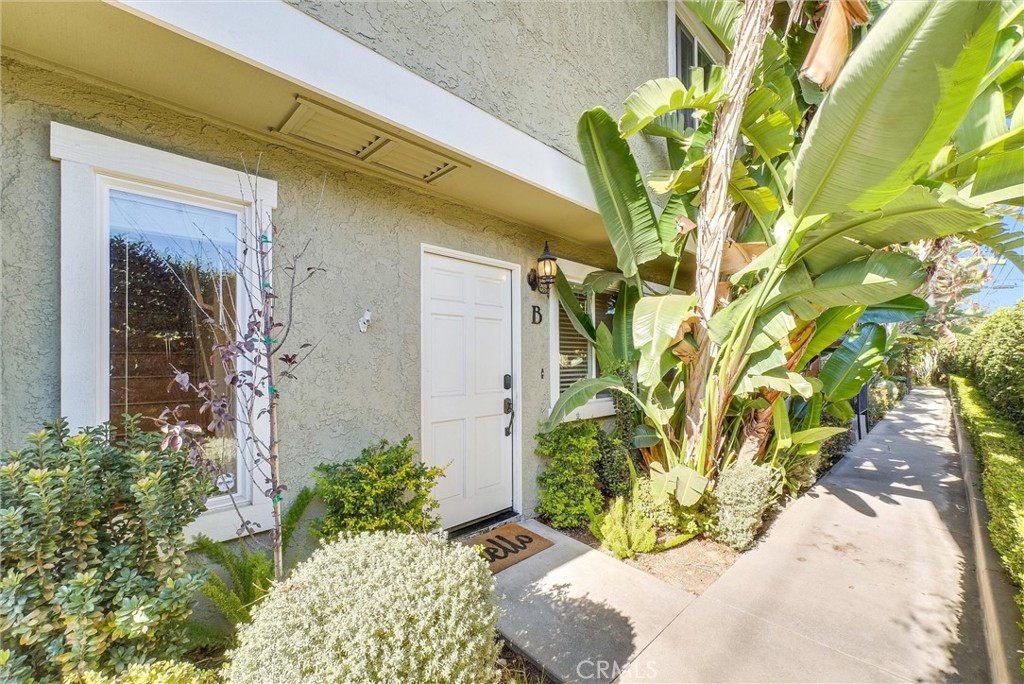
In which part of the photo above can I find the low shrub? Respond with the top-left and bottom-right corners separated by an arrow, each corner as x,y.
0,418 -> 209,682
631,475 -> 700,534
595,429 -> 631,498
867,379 -> 900,430
67,661 -> 220,684
535,422 -> 603,528
223,532 -> 500,684
950,375 -> 1024,674
711,460 -> 777,551
312,436 -> 443,537
587,497 -> 656,560
818,412 -> 854,471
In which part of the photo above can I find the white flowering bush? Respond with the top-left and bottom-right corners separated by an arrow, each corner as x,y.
224,532 -> 501,684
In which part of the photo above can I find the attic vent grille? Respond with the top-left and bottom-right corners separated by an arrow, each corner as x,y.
277,97 -> 461,184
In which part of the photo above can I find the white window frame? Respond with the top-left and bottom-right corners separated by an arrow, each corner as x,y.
50,122 -> 279,542
669,3 -> 727,81
548,259 -> 616,422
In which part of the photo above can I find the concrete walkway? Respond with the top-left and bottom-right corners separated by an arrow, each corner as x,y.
499,388 -> 989,683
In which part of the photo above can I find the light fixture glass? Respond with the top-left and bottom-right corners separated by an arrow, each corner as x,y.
529,242 -> 558,295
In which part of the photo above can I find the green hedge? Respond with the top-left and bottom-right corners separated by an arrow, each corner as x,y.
950,375 -> 1024,675
950,301 -> 1024,426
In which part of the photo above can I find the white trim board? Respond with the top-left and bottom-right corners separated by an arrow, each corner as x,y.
109,0 -> 595,213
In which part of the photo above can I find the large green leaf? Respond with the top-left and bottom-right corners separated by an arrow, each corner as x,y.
969,147 -> 1024,206
543,376 -> 626,432
954,84 -> 1007,156
860,295 -> 930,324
964,220 -> 1024,272
580,270 -> 626,295
613,283 -> 640,361
778,252 -> 927,310
649,461 -> 709,507
797,185 -> 996,274
681,0 -> 740,49
791,427 -> 849,445
578,108 -> 661,278
633,294 -> 698,387
795,305 -> 866,370
554,270 -> 596,343
742,111 -> 795,161
618,75 -> 727,138
793,1 -> 999,216
819,323 -> 887,401
656,193 -> 696,256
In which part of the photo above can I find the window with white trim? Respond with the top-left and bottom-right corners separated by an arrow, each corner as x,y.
51,123 -> 277,542
676,19 -> 715,88
549,260 -> 617,421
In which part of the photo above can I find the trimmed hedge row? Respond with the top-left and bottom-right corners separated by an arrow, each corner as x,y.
950,375 -> 1024,675
950,301 -> 1024,426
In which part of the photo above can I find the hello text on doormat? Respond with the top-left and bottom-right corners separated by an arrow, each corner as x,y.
463,523 -> 554,574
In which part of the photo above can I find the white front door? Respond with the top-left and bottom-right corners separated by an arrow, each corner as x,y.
422,251 -> 515,529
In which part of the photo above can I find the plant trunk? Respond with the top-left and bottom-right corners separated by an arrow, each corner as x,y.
684,0 -> 775,466
268,388 -> 284,582
735,321 -> 816,463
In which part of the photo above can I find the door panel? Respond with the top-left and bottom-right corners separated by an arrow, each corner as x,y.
423,252 -> 514,528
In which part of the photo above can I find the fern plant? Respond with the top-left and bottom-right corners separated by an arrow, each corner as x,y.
191,487 -> 314,637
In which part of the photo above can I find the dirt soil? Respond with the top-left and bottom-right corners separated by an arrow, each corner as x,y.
499,643 -> 554,683
563,528 -> 739,595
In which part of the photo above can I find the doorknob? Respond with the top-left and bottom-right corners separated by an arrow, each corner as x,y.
503,397 -> 515,437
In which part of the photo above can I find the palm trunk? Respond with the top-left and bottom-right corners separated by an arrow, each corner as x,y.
684,0 -> 775,466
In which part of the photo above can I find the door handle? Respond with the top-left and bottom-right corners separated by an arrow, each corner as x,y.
504,397 -> 515,436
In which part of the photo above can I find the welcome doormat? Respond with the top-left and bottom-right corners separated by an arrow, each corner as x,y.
464,523 -> 554,574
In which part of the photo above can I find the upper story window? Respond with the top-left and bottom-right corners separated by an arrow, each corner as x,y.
50,123 -> 278,542
549,260 -> 617,422
676,19 -> 714,88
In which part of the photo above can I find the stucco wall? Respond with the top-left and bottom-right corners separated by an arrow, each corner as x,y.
0,56 -> 617,517
288,0 -> 671,165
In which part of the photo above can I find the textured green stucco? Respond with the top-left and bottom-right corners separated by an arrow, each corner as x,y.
0,56 -> 618,515
288,0 -> 671,164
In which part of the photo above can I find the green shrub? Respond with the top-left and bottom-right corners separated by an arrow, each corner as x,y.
950,375 -> 1024,674
818,412 -> 854,471
224,533 -> 500,684
595,429 -> 632,498
190,487 -> 314,637
66,661 -> 219,684
0,418 -> 209,682
312,436 -> 443,537
587,497 -> 657,560
631,475 -> 701,534
952,302 -> 1024,426
711,460 -> 777,551
535,422 -> 603,528
867,379 -> 899,430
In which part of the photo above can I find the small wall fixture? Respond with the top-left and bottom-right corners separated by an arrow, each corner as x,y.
527,242 -> 558,295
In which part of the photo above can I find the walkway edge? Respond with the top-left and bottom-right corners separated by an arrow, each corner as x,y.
949,388 -> 1023,684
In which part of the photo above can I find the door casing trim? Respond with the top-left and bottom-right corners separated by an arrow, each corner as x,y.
420,243 -> 523,525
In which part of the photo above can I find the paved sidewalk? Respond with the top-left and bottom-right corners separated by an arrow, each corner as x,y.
500,388 -> 989,683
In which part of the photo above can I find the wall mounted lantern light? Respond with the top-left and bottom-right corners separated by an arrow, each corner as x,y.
527,242 -> 558,295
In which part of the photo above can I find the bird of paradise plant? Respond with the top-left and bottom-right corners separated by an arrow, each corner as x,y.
544,0 -> 1024,508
